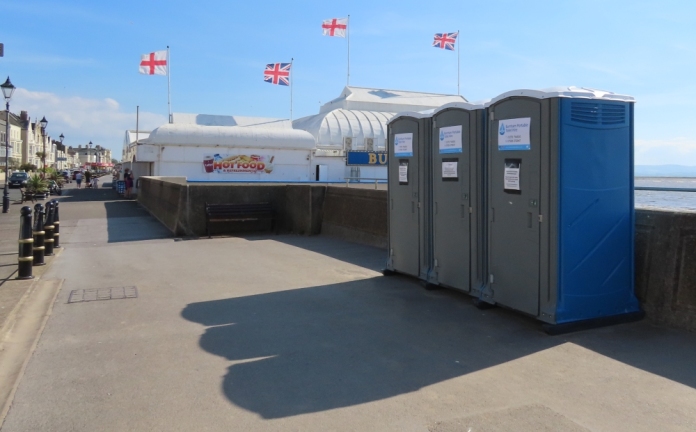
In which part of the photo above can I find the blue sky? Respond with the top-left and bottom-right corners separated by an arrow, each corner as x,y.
2,0 -> 695,164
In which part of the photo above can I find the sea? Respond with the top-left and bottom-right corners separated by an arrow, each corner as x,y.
634,177 -> 696,212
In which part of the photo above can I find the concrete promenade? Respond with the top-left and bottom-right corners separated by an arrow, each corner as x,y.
1,185 -> 696,431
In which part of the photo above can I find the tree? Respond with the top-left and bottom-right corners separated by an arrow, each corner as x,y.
19,163 -> 38,172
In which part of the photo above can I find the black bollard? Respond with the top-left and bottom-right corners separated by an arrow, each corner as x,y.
52,199 -> 61,248
44,201 -> 55,256
17,206 -> 34,279
33,203 -> 46,266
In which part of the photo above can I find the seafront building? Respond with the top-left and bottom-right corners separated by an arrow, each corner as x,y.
124,86 -> 466,182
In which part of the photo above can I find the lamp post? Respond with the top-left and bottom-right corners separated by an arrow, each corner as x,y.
2,77 -> 16,214
39,116 -> 47,175
88,141 -> 92,170
58,133 -> 64,170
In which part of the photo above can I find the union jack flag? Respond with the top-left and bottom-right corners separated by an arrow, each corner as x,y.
433,32 -> 458,51
264,63 -> 291,86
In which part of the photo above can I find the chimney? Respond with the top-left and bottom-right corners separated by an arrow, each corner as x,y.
20,111 -> 28,121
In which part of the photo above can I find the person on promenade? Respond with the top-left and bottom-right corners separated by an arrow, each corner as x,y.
124,169 -> 134,199
75,171 -> 83,188
92,176 -> 99,189
85,170 -> 92,188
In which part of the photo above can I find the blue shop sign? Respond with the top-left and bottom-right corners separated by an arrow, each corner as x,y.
346,151 -> 388,166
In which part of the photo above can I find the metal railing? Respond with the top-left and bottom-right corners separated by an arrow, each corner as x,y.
634,187 -> 696,192
343,177 -> 387,190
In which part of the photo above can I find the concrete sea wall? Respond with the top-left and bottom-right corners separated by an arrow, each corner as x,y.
139,177 -> 696,332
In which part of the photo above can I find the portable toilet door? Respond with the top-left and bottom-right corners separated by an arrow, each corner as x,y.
487,87 -> 641,328
487,95 -> 545,316
386,112 -> 432,279
430,103 -> 485,292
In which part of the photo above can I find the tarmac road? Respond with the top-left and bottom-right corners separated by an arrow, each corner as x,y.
1,184 -> 696,431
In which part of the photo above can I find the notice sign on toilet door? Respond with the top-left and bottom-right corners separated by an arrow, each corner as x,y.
504,159 -> 521,191
439,125 -> 462,154
442,160 -> 458,180
394,133 -> 414,157
399,161 -> 409,184
498,118 -> 531,151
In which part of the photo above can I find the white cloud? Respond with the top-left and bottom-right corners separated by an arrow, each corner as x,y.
11,88 -> 167,158
635,137 -> 696,165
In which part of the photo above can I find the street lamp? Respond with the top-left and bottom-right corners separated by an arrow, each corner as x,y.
2,76 -> 16,214
39,116 -> 48,174
59,133 -> 64,170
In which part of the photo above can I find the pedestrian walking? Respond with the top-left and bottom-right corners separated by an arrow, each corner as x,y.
85,170 -> 92,188
75,171 -> 83,188
92,176 -> 99,189
124,169 -> 134,199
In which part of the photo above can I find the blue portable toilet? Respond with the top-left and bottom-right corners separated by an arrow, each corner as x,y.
485,87 -> 642,332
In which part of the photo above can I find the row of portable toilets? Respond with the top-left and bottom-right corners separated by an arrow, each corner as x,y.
384,87 -> 643,333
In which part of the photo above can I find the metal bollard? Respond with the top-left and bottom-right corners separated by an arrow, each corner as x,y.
33,203 -> 46,266
44,201 -> 55,256
17,206 -> 34,279
52,199 -> 61,248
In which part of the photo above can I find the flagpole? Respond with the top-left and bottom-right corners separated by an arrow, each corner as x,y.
457,30 -> 460,96
347,15 -> 350,86
290,58 -> 294,121
167,46 -> 172,123
136,105 -> 139,148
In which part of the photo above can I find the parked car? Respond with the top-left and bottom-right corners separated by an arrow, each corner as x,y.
8,172 -> 29,188
61,170 -> 72,183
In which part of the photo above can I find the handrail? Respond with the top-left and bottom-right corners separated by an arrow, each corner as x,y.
343,177 -> 387,190
635,187 -> 696,192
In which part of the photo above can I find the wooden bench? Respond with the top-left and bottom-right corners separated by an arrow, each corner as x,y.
205,202 -> 275,238
18,188 -> 35,204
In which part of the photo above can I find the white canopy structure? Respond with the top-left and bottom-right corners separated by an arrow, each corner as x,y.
318,86 -> 467,114
293,87 -> 467,152
293,109 -> 393,150
129,86 -> 467,182
145,123 -> 315,150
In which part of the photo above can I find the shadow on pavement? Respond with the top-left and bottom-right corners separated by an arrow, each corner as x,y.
51,184 -> 172,244
182,274 -> 696,419
181,276 -> 555,419
237,235 -> 386,271
56,185 -> 125,203
102,201 -> 172,243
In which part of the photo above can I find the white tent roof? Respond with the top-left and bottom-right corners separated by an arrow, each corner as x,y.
319,86 -> 467,114
145,123 -> 315,150
172,113 -> 292,129
124,130 -> 151,146
293,109 -> 394,147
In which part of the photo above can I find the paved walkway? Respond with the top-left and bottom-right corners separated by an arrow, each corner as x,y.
1,185 -> 696,431
0,186 -> 56,333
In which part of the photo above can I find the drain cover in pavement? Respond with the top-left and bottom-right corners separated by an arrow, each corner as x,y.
68,286 -> 138,303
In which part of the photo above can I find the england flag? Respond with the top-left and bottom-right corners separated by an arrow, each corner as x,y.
322,18 -> 348,37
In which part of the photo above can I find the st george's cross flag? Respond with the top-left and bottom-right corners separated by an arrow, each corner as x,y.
432,32 -> 458,51
264,63 -> 291,86
139,50 -> 168,75
322,18 -> 348,37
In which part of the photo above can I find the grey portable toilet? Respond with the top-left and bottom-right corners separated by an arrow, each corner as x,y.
385,111 -> 433,280
485,87 -> 642,331
429,102 -> 486,293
